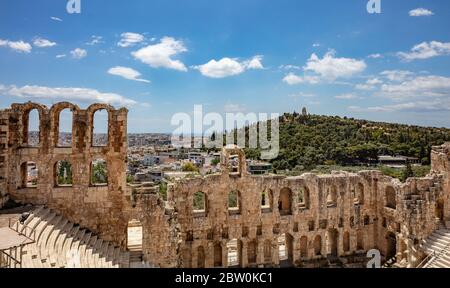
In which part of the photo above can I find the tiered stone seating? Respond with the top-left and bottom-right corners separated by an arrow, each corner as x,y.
14,206 -> 131,268
421,227 -> 450,268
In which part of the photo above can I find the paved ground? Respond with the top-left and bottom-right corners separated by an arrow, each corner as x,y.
0,205 -> 34,228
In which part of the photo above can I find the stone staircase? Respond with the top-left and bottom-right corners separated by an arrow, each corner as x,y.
420,223 -> 450,268
11,206 -> 136,268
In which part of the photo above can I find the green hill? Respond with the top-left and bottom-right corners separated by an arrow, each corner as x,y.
243,112 -> 450,172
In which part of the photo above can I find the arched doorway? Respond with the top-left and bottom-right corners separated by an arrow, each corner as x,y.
227,239 -> 242,267
197,246 -> 206,268
314,235 -> 322,256
436,199 -> 445,222
300,236 -> 308,258
214,243 -> 223,267
343,231 -> 350,253
327,229 -> 338,257
386,233 -> 397,260
247,240 -> 257,266
127,219 -> 143,263
278,233 -> 294,267
263,240 -> 272,264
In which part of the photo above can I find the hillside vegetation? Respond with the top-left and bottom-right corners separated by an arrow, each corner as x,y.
243,112 -> 450,173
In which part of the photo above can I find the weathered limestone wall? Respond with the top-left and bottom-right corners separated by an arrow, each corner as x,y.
2,102 -> 129,246
1,102 -> 449,268
0,110 -> 9,209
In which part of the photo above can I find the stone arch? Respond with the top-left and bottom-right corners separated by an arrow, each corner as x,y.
327,229 -> 339,256
386,232 -> 397,260
182,247 -> 192,268
90,159 -> 108,186
247,240 -> 257,265
357,230 -> 364,251
436,199 -> 445,222
87,104 -> 113,147
261,189 -> 273,212
326,185 -> 338,207
54,160 -> 73,187
227,239 -> 242,267
221,145 -> 247,177
214,242 -> 223,267
279,187 -> 292,215
385,186 -> 396,209
19,102 -> 48,147
313,235 -> 322,256
298,186 -> 310,209
19,161 -> 38,189
343,231 -> 350,252
278,233 -> 294,267
197,246 -> 206,268
50,102 -> 79,147
300,236 -> 308,258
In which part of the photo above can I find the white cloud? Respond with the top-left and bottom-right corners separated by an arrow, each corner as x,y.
398,41 -> 450,61
56,54 -> 66,59
194,55 -> 263,78
0,39 -> 32,53
409,8 -> 434,17
288,92 -> 316,99
284,73 -> 322,85
86,35 -> 103,46
282,73 -> 320,85
107,66 -> 150,83
50,17 -> 62,22
368,53 -> 382,59
224,103 -> 246,113
70,48 -> 87,59
279,64 -> 302,70
132,37 -> 187,71
313,43 -> 321,47
0,84 -> 137,107
33,38 -> 56,48
380,70 -> 414,82
380,75 -> 450,100
355,78 -> 383,91
335,93 -> 358,100
244,55 -> 264,70
304,51 -> 367,79
118,32 -> 144,48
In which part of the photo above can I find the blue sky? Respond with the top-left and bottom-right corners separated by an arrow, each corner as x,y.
1,0 -> 450,132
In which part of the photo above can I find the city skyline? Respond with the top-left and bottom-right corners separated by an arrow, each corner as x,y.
1,0 -> 450,132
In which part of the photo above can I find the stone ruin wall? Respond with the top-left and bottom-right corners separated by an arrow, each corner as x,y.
0,101 -> 449,268
0,102 -> 130,245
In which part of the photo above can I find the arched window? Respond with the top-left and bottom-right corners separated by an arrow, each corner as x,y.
54,160 -> 73,187
57,108 -> 73,147
261,189 -> 273,212
91,159 -> 108,186
193,191 -> 206,216
20,162 -> 38,188
92,109 -> 109,147
298,187 -> 310,209
386,187 -> 396,209
24,109 -> 40,147
326,186 -> 338,207
228,190 -> 240,215
357,230 -> 364,251
279,188 -> 292,215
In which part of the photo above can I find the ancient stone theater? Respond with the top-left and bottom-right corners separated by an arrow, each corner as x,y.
0,102 -> 449,268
